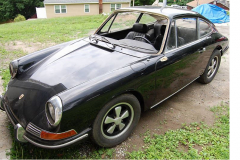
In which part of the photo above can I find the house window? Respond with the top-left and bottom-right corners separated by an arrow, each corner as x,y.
85,4 -> 90,13
55,5 -> 67,13
110,4 -> 122,11
116,4 -> 121,9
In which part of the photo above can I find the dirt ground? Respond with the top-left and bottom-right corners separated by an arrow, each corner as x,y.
0,25 -> 229,159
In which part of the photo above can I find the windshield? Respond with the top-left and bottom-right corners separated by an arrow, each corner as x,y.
94,11 -> 168,54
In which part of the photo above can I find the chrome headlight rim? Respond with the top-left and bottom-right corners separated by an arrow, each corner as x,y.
45,96 -> 63,127
9,60 -> 18,79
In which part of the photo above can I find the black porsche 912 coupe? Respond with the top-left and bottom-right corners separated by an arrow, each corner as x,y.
0,6 -> 228,149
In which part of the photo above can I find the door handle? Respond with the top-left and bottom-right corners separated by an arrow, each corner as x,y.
198,47 -> 206,53
160,56 -> 168,62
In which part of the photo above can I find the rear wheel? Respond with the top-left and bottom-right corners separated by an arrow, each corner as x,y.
198,50 -> 221,84
92,94 -> 141,147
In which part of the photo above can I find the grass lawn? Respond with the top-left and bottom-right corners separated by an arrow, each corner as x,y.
0,15 -> 107,44
0,15 -> 229,159
127,103 -> 229,159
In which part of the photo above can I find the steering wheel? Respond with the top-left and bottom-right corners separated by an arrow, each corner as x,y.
133,36 -> 152,45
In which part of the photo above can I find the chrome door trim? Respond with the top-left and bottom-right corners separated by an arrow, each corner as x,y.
150,76 -> 199,109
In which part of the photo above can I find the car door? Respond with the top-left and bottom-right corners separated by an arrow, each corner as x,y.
152,17 -> 207,107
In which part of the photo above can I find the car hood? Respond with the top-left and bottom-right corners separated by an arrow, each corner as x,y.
25,38 -> 143,89
4,38 -> 148,130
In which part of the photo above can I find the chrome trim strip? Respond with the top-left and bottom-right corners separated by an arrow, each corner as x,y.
165,36 -> 208,54
150,77 -> 199,109
23,134 -> 88,149
26,123 -> 41,138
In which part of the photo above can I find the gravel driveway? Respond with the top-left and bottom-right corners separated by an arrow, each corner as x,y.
0,24 -> 229,159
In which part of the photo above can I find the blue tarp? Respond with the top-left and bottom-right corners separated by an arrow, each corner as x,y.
192,4 -> 229,23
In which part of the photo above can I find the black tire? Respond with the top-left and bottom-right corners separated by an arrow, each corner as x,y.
92,94 -> 141,147
198,50 -> 221,84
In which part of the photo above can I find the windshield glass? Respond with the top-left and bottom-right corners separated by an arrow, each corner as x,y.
96,11 -> 168,54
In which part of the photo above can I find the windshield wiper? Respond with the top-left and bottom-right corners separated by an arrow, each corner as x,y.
89,35 -> 115,49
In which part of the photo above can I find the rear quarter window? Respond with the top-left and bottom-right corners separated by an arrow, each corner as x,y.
199,19 -> 212,38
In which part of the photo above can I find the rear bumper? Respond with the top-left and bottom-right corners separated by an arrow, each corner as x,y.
1,94 -> 90,149
222,45 -> 229,55
0,95 -> 4,111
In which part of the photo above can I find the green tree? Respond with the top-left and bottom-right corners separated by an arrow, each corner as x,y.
0,0 -> 43,22
134,0 -> 155,6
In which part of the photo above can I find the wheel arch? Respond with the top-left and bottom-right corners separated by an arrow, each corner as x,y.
113,90 -> 145,113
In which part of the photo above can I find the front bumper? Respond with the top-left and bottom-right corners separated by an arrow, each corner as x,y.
23,133 -> 88,149
1,94 -> 90,149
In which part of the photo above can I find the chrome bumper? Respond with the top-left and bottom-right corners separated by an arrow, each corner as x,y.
0,95 -> 4,111
222,45 -> 229,55
1,95 -> 89,148
14,124 -> 27,143
2,96 -> 27,143
23,134 -> 88,149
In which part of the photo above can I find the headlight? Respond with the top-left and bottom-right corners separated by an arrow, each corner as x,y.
45,96 -> 63,127
9,60 -> 18,79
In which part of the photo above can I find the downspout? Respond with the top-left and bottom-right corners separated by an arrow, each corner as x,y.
99,0 -> 103,14
160,0 -> 167,12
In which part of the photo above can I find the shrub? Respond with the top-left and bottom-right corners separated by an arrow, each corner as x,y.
14,14 -> 26,22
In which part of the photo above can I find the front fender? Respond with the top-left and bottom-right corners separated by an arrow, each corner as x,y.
58,66 -> 135,132
57,55 -> 158,133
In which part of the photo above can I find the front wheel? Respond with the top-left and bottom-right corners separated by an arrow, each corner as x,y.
198,50 -> 221,84
92,94 -> 141,147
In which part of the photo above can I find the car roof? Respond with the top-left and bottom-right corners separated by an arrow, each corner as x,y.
118,6 -> 204,19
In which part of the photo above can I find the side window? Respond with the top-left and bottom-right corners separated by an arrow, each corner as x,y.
199,19 -> 212,38
139,14 -> 156,24
176,18 -> 197,47
166,21 -> 176,50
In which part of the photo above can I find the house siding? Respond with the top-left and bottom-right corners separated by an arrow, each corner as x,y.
45,2 -> 130,18
45,4 -> 99,18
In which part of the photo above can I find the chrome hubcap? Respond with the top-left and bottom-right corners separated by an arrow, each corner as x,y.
207,56 -> 218,78
101,103 -> 134,139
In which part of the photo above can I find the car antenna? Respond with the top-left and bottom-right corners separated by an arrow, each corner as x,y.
160,0 -> 167,12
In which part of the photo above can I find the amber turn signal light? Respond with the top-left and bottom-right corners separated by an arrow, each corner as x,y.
40,129 -> 77,140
